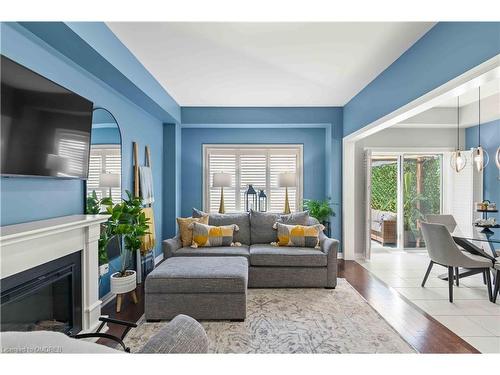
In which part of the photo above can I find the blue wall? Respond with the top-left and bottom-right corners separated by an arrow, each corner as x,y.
91,127 -> 121,145
466,120 -> 500,223
0,22 -> 170,298
344,22 -> 500,137
180,107 -> 343,242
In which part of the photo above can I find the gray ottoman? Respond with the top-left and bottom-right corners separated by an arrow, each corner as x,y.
145,256 -> 248,321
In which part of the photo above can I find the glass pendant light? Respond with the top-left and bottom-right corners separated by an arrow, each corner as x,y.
472,87 -> 489,172
450,96 -> 467,173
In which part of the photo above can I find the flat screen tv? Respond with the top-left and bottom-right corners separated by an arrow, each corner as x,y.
1,55 -> 93,179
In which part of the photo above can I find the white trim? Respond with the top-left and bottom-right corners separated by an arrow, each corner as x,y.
181,123 -> 331,129
0,214 -> 109,334
202,144 -> 304,213
342,54 -> 500,261
345,55 -> 500,143
155,253 -> 164,265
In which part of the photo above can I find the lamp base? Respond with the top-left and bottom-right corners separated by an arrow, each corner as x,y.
218,187 -> 225,214
283,187 -> 291,214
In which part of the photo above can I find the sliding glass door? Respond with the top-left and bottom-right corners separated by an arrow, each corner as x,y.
369,152 -> 442,252
402,154 -> 442,249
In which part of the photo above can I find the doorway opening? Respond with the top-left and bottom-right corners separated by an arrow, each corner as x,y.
367,151 -> 443,255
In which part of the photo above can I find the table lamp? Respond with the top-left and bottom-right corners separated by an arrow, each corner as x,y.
278,172 -> 296,214
213,172 -> 231,213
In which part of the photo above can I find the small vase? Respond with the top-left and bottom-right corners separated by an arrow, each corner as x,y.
110,270 -> 137,294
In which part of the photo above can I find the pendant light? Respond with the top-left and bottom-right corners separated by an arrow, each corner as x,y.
450,96 -> 467,173
472,87 -> 489,172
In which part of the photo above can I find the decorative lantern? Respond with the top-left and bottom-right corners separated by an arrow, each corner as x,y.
258,190 -> 267,212
245,184 -> 258,212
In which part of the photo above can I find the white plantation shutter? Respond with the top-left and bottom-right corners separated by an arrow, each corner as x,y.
269,152 -> 298,212
204,145 -> 302,213
87,145 -> 121,204
208,153 -> 237,212
240,153 -> 267,209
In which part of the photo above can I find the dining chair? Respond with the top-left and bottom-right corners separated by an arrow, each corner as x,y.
425,214 -> 458,233
420,222 -> 494,302
493,263 -> 500,303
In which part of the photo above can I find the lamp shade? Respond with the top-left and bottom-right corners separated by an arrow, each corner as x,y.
100,172 -> 120,188
278,172 -> 296,188
213,172 -> 231,187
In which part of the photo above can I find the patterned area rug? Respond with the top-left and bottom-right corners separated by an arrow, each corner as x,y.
125,279 -> 415,353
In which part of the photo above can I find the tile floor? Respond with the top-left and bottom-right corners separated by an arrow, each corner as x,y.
357,245 -> 500,353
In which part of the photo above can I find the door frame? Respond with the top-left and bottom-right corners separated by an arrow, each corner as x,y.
366,149 -> 451,254
342,55 -> 500,260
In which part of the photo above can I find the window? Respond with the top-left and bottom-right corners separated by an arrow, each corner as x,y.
203,145 -> 303,213
87,145 -> 121,204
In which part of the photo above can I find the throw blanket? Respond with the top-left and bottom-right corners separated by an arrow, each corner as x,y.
139,166 -> 154,205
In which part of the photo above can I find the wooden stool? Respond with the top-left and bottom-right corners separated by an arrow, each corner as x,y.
116,290 -> 138,313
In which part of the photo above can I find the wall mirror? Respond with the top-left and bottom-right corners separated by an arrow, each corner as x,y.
87,108 -> 122,204
86,108 -> 122,262
85,108 -> 122,278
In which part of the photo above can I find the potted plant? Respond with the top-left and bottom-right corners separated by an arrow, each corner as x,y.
302,198 -> 335,237
402,172 -> 426,247
104,191 -> 150,297
86,190 -> 113,276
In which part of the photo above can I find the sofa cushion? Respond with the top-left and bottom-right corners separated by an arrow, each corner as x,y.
193,209 -> 250,245
249,211 -> 280,244
146,257 -> 248,294
249,244 -> 327,267
173,245 -> 250,259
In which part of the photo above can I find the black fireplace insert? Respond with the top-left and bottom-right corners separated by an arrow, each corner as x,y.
1,251 -> 82,335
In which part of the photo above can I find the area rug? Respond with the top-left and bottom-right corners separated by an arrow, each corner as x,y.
125,279 -> 416,353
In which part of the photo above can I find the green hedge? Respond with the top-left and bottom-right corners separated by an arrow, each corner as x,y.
371,163 -> 397,212
371,157 -> 440,216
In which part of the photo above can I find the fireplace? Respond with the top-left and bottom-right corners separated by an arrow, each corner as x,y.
1,251 -> 82,335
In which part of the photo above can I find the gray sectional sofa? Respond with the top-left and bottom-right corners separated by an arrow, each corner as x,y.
163,210 -> 339,289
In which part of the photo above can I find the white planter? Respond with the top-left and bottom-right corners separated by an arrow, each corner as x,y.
110,270 -> 137,294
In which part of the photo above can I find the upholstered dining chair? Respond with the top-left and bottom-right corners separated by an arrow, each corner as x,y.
420,222 -> 494,303
493,263 -> 500,303
425,214 -> 458,233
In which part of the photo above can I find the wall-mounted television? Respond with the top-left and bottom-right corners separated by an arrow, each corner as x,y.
1,55 -> 94,179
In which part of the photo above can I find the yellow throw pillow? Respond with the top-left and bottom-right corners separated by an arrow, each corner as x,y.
272,222 -> 325,248
176,215 -> 209,247
189,222 -> 240,248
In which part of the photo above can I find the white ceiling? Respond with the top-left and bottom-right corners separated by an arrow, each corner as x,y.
395,77 -> 500,129
107,22 -> 435,107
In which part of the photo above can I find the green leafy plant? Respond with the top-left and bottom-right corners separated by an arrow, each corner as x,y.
302,198 -> 335,223
101,191 -> 150,276
86,190 -> 113,264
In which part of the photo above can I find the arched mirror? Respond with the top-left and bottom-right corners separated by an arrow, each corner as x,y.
86,108 -> 122,204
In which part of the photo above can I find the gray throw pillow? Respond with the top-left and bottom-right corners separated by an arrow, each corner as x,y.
249,211 -> 281,244
278,211 -> 310,225
192,208 -> 251,245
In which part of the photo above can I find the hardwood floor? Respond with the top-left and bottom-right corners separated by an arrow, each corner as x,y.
339,260 -> 479,353
98,259 -> 479,353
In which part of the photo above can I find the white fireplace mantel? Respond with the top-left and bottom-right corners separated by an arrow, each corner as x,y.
1,214 -> 109,333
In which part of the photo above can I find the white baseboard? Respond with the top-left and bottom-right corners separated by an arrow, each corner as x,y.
155,253 -> 164,265
100,291 -> 115,307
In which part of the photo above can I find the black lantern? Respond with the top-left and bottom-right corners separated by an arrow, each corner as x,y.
258,190 -> 267,212
245,184 -> 258,212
